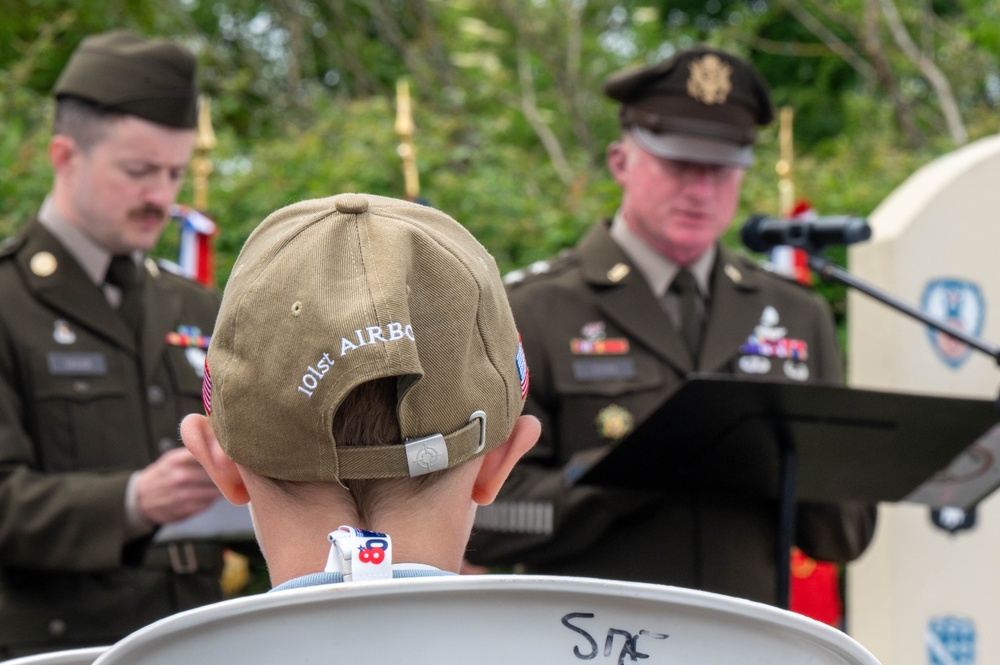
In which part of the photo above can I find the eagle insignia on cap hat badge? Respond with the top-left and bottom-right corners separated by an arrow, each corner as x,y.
687,54 -> 732,105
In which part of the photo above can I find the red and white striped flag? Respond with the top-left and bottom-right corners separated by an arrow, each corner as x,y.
171,204 -> 218,286
768,200 -> 814,286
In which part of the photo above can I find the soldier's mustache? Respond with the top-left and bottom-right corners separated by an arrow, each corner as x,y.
129,204 -> 167,221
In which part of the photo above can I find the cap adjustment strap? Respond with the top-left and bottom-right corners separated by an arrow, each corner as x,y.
337,410 -> 487,479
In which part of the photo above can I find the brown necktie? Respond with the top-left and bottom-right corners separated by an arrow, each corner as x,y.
670,268 -> 702,360
105,255 -> 143,335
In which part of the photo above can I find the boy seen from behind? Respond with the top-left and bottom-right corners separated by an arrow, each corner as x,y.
181,193 -> 539,588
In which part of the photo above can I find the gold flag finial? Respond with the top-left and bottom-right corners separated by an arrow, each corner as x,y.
193,95 -> 216,211
776,106 -> 794,215
395,79 -> 420,202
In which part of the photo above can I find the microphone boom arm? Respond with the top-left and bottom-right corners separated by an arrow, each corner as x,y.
807,253 -> 1000,364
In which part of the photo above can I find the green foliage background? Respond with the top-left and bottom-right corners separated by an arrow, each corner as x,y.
2,0 -> 999,343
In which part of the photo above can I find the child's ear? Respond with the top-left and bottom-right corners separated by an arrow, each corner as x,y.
180,414 -> 250,505
471,415 -> 540,505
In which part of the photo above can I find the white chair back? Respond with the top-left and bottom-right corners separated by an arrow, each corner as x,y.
3,646 -> 107,665
93,575 -> 879,665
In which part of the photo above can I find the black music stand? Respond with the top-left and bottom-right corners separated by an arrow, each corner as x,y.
577,373 -> 1000,608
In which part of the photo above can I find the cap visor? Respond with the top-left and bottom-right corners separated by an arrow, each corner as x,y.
631,127 -> 754,167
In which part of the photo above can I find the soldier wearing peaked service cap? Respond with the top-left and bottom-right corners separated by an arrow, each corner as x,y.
467,47 -> 876,607
604,47 -> 773,167
0,31 -> 228,656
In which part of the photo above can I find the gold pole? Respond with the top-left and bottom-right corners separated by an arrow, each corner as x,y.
192,94 -> 217,212
776,106 -> 794,216
394,79 -> 420,201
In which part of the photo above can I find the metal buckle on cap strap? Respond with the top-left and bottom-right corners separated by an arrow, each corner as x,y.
167,542 -> 199,574
403,410 -> 487,477
469,410 -> 486,454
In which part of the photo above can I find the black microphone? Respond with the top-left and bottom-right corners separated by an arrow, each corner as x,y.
741,214 -> 872,253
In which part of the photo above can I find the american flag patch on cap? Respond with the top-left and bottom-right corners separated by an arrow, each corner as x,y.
202,359 -> 213,415
516,334 -> 530,399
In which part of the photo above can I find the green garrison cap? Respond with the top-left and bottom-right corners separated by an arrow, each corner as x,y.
53,30 -> 198,129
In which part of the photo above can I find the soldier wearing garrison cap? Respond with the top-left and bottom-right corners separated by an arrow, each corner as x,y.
0,31 -> 227,656
180,193 -> 539,590
468,47 -> 876,606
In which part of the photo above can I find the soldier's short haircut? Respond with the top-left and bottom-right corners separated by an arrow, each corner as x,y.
53,97 -> 123,153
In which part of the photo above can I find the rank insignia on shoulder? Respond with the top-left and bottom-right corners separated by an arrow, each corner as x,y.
571,338 -> 630,355
596,404 -> 634,441
528,260 -> 551,275
503,269 -> 525,285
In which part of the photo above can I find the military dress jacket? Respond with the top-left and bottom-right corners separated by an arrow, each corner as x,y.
0,219 -> 224,655
467,220 -> 876,605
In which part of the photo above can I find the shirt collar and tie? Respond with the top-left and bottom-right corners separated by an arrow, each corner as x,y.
609,212 -> 712,361
38,196 -> 146,332
104,254 -> 144,333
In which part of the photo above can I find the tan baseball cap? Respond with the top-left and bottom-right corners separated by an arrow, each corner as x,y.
53,30 -> 198,129
203,194 -> 529,481
604,47 -> 773,167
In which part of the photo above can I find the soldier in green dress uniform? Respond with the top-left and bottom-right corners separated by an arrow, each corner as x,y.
467,47 -> 877,606
0,31 -> 228,656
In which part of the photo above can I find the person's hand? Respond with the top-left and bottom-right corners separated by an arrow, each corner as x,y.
134,447 -> 222,525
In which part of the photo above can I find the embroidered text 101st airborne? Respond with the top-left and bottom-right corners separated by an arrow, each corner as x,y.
296,322 -> 416,397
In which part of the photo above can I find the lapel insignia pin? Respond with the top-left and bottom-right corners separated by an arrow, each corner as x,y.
144,257 -> 161,278
607,263 -> 630,282
30,252 -> 57,277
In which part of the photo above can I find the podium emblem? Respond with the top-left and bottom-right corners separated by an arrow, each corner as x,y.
926,615 -> 975,665
921,278 -> 984,369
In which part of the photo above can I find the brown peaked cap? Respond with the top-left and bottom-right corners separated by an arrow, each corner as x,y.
604,47 -> 774,145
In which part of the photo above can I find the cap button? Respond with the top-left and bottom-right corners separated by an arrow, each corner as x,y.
334,194 -> 369,215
